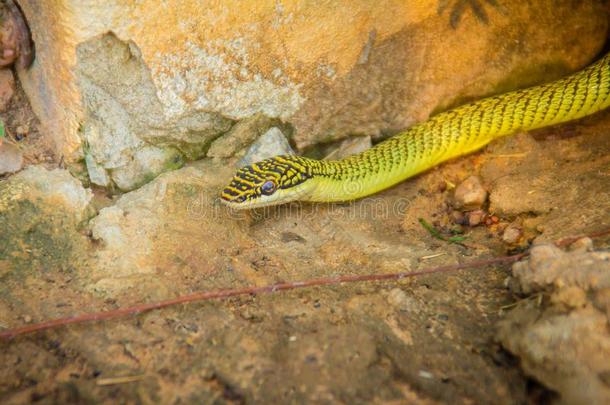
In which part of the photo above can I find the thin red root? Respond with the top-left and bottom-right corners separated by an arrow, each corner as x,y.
1,254 -> 527,340
1,227 -> 609,341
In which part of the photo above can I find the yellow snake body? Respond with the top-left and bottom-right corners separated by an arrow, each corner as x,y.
221,53 -> 610,209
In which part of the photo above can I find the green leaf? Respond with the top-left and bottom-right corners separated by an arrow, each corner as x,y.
418,218 -> 468,245
418,218 -> 445,240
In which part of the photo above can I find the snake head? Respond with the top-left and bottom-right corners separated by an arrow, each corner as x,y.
221,155 -> 314,209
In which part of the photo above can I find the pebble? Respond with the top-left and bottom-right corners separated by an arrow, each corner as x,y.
238,127 -> 294,167
0,68 -> 14,112
451,210 -> 466,225
568,237 -> 593,253
453,176 -> 487,210
0,142 -> 23,174
85,153 -> 111,187
281,231 -> 306,243
467,210 -> 485,226
15,124 -> 29,136
485,215 -> 499,226
387,288 -> 419,312
502,222 -> 522,244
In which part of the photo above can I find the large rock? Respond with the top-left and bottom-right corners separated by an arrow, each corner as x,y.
16,0 -> 607,190
86,163 -> 243,296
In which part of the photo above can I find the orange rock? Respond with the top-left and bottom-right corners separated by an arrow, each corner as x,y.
15,0 -> 608,189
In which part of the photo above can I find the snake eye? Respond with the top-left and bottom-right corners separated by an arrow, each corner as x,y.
261,180 -> 276,195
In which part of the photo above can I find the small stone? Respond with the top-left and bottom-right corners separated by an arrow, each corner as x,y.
325,136 -> 372,160
453,176 -> 487,210
0,142 -> 23,174
467,210 -> 485,227
85,153 -> 110,187
568,237 -> 593,253
502,223 -> 522,244
199,367 -> 215,381
485,215 -> 499,226
23,315 -> 32,323
15,125 -> 29,136
0,68 -> 14,112
281,231 -> 306,243
238,127 -> 294,167
451,210 -> 466,225
387,288 -> 418,312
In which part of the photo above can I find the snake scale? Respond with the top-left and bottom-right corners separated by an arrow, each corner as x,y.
221,52 -> 610,209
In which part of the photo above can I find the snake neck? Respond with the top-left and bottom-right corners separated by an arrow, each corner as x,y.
304,52 -> 610,203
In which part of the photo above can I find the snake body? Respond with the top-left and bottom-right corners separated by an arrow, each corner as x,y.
221,53 -> 610,209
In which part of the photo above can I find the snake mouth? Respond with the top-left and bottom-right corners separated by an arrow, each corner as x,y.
220,195 -> 276,210
220,199 -> 248,209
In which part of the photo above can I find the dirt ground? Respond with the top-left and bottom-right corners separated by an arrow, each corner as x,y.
0,72 -> 609,404
0,73 -> 53,168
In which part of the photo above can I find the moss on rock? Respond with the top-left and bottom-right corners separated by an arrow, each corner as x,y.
0,166 -> 92,277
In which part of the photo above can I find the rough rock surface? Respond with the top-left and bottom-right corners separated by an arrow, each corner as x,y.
0,166 -> 92,276
498,242 -> 610,405
207,113 -> 281,159
3,165 -> 92,219
238,127 -> 294,167
16,0 -> 608,189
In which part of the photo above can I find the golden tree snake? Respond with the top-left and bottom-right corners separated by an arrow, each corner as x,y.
221,52 -> 610,209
